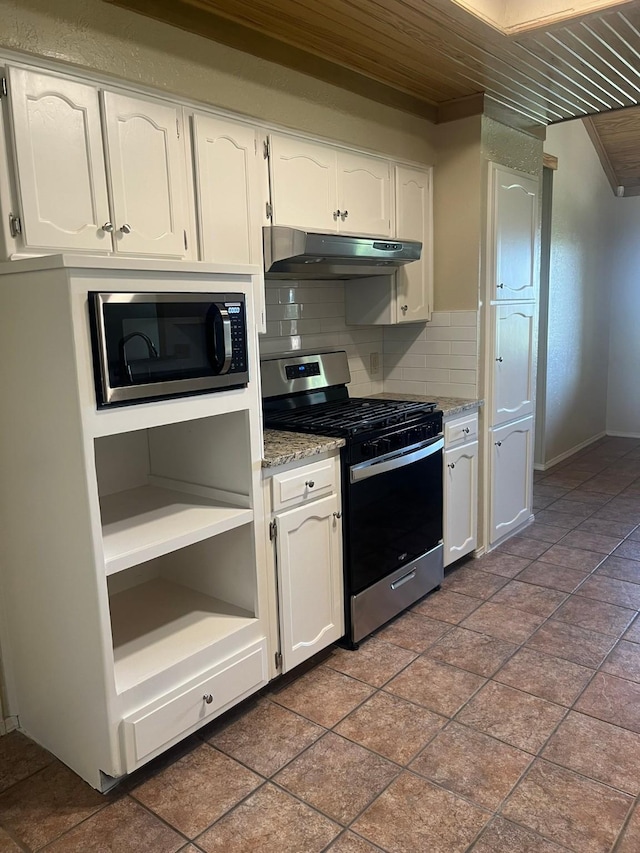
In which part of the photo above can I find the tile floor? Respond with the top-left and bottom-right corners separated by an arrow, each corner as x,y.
2,436 -> 640,851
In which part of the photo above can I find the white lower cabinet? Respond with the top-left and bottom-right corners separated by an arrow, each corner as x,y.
490,415 -> 534,544
265,454 -> 344,673
443,412 -> 478,567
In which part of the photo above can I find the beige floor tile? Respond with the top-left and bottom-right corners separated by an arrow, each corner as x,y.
274,732 -> 398,824
490,580 -> 567,618
352,771 -> 489,853
207,699 -> 324,777
526,620 -> 616,668
411,589 -> 481,624
502,760 -> 633,853
384,656 -> 485,717
0,730 -> 54,795
552,595 -> 635,637
493,647 -> 593,706
409,722 -> 531,809
575,671 -> 640,733
325,832 -> 383,852
455,682 -> 566,753
131,743 -> 261,837
461,601 -> 545,644
425,627 -> 517,677
324,637 -> 417,687
375,611 -> 451,653
196,784 -> 339,853
0,760 -> 110,850
271,665 -> 374,727
335,690 -> 445,765
472,817 -> 567,853
542,711 -> 640,794
42,796 -> 184,853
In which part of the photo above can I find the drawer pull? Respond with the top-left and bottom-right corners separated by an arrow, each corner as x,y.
495,441 -> 502,447
448,462 -> 455,469
333,511 -> 342,519
391,570 -> 416,590
463,427 -> 470,434
305,480 -> 315,488
203,693 -> 213,705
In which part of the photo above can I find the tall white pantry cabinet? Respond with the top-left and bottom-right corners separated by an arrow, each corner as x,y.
485,163 -> 538,546
0,255 -> 270,791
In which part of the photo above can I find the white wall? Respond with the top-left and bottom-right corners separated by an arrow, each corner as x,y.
607,196 -> 640,437
538,119 -> 616,466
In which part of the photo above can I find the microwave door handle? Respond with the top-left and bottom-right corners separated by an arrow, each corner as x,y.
211,306 -> 233,374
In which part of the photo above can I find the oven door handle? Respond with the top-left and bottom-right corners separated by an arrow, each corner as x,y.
350,436 -> 444,483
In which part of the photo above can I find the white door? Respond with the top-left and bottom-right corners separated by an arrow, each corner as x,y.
490,416 -> 533,544
491,165 -> 538,301
8,68 -> 112,252
395,165 -> 432,323
102,92 -> 188,257
444,441 -> 478,567
337,151 -> 391,237
276,494 -> 344,672
492,303 -> 535,425
192,113 -> 261,266
269,134 -> 338,232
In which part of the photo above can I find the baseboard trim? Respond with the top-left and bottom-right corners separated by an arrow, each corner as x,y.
606,430 -> 640,439
534,432 -> 606,471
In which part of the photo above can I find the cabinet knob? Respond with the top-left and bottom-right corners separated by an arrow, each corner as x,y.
448,462 -> 455,469
119,223 -> 132,234
203,693 -> 213,705
333,210 -> 341,220
401,305 -> 408,313
497,283 -> 505,289
305,480 -> 315,488
494,441 -> 502,447
496,356 -> 503,362
341,210 -> 349,220
101,222 -> 114,233
333,511 -> 342,519
463,427 -> 470,434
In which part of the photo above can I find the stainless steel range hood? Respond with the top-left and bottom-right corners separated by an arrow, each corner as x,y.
263,226 -> 421,279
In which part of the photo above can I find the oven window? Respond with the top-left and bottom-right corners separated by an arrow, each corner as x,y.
346,446 -> 443,594
102,300 -> 220,388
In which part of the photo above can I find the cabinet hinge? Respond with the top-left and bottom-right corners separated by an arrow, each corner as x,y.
265,201 -> 273,221
263,137 -> 270,159
176,118 -> 180,139
269,518 -> 277,540
274,650 -> 282,670
1,77 -> 7,98
183,229 -> 188,251
8,214 -> 22,238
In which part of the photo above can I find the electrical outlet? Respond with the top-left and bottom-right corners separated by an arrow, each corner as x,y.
370,352 -> 380,374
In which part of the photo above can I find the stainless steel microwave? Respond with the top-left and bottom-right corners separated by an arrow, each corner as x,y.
89,292 -> 249,407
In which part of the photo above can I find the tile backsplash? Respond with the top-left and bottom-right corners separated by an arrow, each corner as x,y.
260,281 -> 478,399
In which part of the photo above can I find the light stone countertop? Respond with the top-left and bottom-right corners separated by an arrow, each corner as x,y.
369,393 -> 482,419
263,429 -> 345,468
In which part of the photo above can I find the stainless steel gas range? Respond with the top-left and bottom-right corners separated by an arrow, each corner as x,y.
261,350 -> 443,648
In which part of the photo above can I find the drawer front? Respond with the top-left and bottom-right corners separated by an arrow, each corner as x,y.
271,457 -> 337,511
445,413 -> 478,447
122,640 -> 267,770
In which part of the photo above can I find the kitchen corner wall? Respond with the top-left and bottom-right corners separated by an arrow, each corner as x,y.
261,282 -> 478,399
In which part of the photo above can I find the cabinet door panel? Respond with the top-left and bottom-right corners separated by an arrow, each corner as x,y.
193,114 -> 260,265
395,165 -> 432,322
8,68 -> 111,252
490,416 -> 533,544
270,135 -> 337,232
337,151 -> 391,237
444,441 -> 478,567
492,303 -> 535,425
102,92 -> 187,257
491,166 -> 538,301
276,494 -> 344,671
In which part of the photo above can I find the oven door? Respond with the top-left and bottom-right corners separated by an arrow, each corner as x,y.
345,436 -> 443,595
90,292 -> 248,406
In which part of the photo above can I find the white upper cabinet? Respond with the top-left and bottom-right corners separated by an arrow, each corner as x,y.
336,151 -> 391,236
269,133 -> 391,237
491,303 -> 535,425
7,68 -> 112,253
102,92 -> 188,258
489,164 -> 538,301
269,134 -> 337,233
192,113 -> 262,266
395,165 -> 432,322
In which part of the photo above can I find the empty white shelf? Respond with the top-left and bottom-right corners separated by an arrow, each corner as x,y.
100,485 -> 253,575
110,578 -> 257,694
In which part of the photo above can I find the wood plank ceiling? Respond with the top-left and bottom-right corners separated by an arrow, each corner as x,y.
103,0 -> 640,191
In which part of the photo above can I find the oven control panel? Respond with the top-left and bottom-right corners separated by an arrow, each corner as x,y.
358,416 -> 442,460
